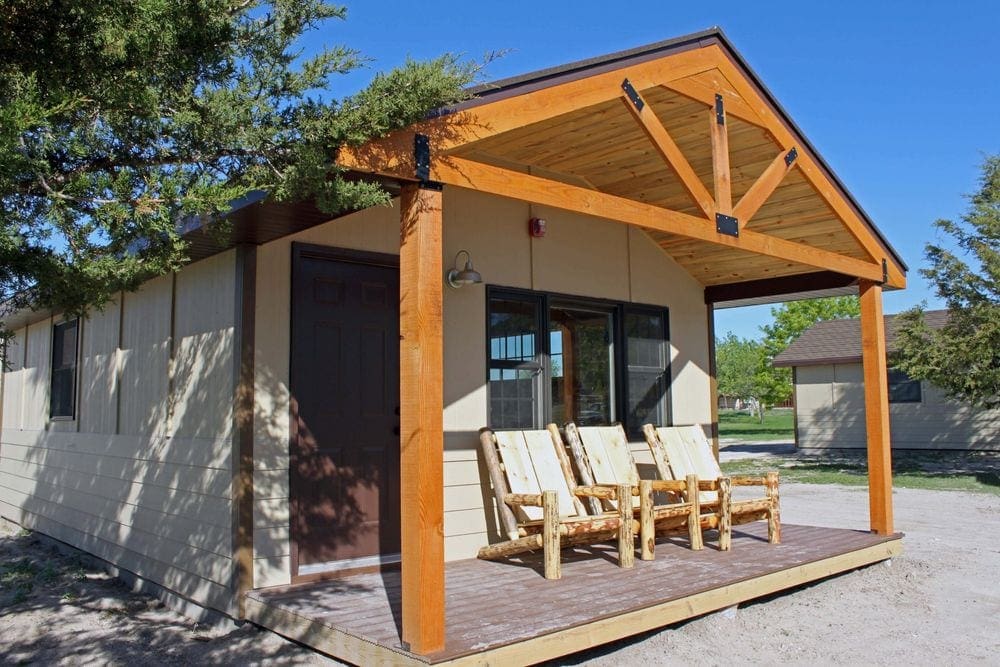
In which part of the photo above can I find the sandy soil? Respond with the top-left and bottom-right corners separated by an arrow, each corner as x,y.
1,484 -> 997,666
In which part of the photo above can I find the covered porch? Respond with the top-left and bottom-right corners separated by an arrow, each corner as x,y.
230,28 -> 909,663
245,524 -> 901,665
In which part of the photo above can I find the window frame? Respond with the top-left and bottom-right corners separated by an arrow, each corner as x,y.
49,318 -> 80,420
485,285 -> 671,434
887,366 -> 922,404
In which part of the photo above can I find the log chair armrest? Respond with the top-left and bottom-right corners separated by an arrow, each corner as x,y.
729,473 -> 779,487
574,484 -> 620,501
648,479 -> 688,493
503,492 -> 544,507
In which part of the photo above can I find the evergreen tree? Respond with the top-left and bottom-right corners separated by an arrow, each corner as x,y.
1,1 -> 479,338
895,155 -> 1000,408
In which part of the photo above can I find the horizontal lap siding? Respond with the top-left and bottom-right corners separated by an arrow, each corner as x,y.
794,363 -> 1000,451
0,250 -> 238,615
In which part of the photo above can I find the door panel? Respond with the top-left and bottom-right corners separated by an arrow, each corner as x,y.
290,245 -> 400,571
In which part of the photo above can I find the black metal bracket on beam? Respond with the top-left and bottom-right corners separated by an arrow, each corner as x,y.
414,133 -> 431,182
715,94 -> 725,125
621,79 -> 644,111
784,147 -> 798,167
715,213 -> 739,237
881,258 -> 888,285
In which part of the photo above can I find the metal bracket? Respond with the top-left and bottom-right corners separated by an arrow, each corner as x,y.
784,147 -> 798,167
715,213 -> 739,237
881,258 -> 888,285
621,79 -> 644,111
414,133 -> 431,182
715,94 -> 725,125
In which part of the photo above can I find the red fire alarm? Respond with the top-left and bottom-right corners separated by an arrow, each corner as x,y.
529,217 -> 546,238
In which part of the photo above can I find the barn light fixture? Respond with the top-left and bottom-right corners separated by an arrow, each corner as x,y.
446,250 -> 483,288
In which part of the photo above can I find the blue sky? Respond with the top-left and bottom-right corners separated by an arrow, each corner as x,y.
303,1 -> 998,340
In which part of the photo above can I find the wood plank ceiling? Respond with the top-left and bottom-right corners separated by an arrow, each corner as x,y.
448,70 -> 866,287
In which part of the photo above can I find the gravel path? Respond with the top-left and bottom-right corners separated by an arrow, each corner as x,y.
2,483 -> 997,665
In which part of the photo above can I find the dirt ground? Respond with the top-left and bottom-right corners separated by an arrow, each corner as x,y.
1,483 -> 998,666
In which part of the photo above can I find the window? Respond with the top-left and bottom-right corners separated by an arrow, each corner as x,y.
50,319 -> 79,419
487,288 -> 670,435
888,367 -> 921,403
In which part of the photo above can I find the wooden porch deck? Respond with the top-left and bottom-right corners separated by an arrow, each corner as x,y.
245,523 -> 902,665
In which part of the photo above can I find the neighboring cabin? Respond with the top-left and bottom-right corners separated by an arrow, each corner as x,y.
773,310 -> 1000,451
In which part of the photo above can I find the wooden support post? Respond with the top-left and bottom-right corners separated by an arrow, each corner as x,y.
542,490 -> 561,580
399,183 -> 445,654
710,96 -> 732,217
706,303 -> 720,461
686,474 -> 703,551
766,472 -> 781,544
639,480 -> 655,561
859,280 -> 895,535
718,477 -> 732,551
617,484 -> 635,569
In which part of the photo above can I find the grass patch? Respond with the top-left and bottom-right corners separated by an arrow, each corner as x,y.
718,409 -> 794,441
721,456 -> 1000,495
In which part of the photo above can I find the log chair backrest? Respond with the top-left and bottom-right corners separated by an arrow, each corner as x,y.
652,425 -> 720,504
493,429 -> 585,522
572,424 -> 641,510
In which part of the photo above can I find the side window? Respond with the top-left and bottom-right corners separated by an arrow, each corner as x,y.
623,308 -> 669,438
50,319 -> 80,419
887,367 -> 921,404
487,293 -> 544,429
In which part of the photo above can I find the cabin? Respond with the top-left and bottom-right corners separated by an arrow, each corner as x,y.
774,310 -> 1000,451
0,29 -> 907,664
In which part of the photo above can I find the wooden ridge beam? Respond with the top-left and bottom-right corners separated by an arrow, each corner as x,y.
620,80 -> 715,219
431,156 -> 885,282
734,147 -> 799,228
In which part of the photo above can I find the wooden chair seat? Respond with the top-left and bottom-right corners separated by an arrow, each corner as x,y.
565,422 -> 731,552
643,424 -> 781,544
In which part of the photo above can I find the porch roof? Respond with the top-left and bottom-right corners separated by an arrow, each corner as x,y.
338,28 -> 907,303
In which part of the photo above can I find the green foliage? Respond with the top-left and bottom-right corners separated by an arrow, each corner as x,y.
715,333 -> 769,420
0,1 -> 480,332
895,155 -> 1000,409
758,296 -> 861,404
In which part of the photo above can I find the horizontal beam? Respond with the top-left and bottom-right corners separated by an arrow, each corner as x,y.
704,271 -> 857,304
431,157 -> 886,282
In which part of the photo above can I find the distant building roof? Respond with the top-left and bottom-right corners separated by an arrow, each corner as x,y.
772,310 -> 950,367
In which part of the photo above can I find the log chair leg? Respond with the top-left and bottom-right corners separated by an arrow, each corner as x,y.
686,474 -> 704,551
542,490 -> 561,580
639,480 -> 655,561
767,471 -> 781,544
617,484 -> 635,569
718,477 -> 732,551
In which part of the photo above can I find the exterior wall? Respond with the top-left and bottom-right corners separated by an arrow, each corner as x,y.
0,250 -> 238,616
794,363 -> 1000,450
252,186 -> 711,587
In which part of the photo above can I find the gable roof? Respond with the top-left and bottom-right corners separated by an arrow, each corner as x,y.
772,310 -> 950,367
339,27 -> 907,295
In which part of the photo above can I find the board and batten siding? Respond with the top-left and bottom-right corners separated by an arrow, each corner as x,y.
0,250 -> 239,617
252,187 -> 712,588
794,363 -> 1000,450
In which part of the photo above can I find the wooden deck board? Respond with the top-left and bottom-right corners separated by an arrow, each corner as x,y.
246,524 -> 902,665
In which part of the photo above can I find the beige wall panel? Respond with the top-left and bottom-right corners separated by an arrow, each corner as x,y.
529,205 -> 629,300
119,274 -> 173,436
22,319 -> 52,430
1,327 -> 26,431
1,430 -> 230,472
0,499 -> 234,614
79,300 -> 121,434
254,555 -> 292,589
171,251 -> 236,440
628,227 -> 711,426
445,532 -> 489,562
833,363 -> 863,383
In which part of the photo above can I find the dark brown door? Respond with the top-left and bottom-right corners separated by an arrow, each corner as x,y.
290,244 -> 400,573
